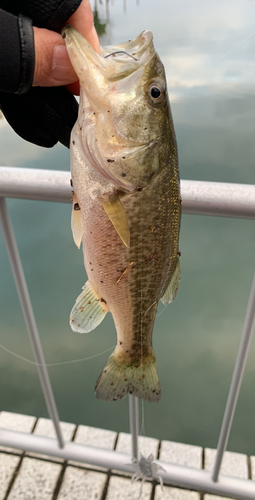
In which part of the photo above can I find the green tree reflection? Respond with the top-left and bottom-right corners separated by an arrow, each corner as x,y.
93,7 -> 107,37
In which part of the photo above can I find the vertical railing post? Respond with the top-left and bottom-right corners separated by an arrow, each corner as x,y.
212,272 -> 255,482
129,394 -> 139,461
0,198 -> 65,449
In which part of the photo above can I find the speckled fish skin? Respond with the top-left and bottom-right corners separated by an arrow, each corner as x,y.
63,27 -> 181,403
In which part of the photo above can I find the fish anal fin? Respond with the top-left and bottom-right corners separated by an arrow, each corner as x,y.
160,257 -> 181,305
71,194 -> 83,249
70,280 -> 108,333
100,194 -> 130,247
95,349 -> 161,403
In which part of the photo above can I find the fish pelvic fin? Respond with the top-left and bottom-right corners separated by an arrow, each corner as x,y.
160,256 -> 181,305
95,349 -> 161,403
100,193 -> 130,248
70,280 -> 108,333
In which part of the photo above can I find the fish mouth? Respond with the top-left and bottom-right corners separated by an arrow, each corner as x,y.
102,30 -> 153,59
62,26 -> 155,86
101,31 -> 154,81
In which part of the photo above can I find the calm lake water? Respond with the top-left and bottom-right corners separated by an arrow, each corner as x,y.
0,0 -> 255,455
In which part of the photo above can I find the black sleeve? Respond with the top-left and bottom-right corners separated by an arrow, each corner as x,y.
0,10 -> 34,94
0,10 -> 22,93
0,87 -> 78,148
0,0 -> 83,148
0,0 -> 82,32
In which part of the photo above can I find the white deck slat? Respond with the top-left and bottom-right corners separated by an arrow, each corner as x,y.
204,495 -> 236,500
69,424 -> 117,470
116,432 -> 159,456
0,412 -> 36,454
57,466 -> 107,500
106,475 -> 153,499
155,440 -> 202,500
6,457 -> 61,500
159,441 -> 202,469
27,417 -> 76,462
154,487 -> 200,500
203,448 -> 249,500
0,453 -> 20,500
249,456 -> 255,479
204,448 -> 248,479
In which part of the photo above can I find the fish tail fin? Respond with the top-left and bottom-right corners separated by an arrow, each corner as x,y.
95,349 -> 161,403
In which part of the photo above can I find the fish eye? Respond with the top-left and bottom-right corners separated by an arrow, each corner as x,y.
151,87 -> 161,99
147,82 -> 165,104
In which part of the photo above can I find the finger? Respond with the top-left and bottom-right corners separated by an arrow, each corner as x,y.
66,81 -> 80,95
33,27 -> 78,87
67,0 -> 101,55
65,0 -> 101,95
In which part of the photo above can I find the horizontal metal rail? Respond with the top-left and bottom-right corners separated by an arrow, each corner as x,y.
0,166 -> 255,219
0,429 -> 255,500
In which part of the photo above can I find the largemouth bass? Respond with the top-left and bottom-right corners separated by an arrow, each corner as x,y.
63,26 -> 181,403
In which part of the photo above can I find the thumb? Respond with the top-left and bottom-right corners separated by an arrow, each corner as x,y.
32,26 -> 77,87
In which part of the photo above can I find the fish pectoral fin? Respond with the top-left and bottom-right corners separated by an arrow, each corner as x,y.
100,194 -> 130,248
160,256 -> 181,305
71,194 -> 83,249
70,280 -> 108,333
95,349 -> 161,403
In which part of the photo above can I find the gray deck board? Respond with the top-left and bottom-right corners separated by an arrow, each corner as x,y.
159,440 -> 202,469
154,487 -> 200,500
26,417 -> 76,462
57,466 -> 107,500
204,448 -> 248,479
6,457 -> 61,500
106,475 -> 153,500
0,411 -> 36,454
69,424 -> 117,471
0,453 -> 21,500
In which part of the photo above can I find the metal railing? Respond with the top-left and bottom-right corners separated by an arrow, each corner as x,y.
0,166 -> 255,500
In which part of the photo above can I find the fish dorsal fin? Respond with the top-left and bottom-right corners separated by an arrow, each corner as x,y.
70,280 -> 108,333
100,193 -> 130,247
71,195 -> 83,249
160,257 -> 181,305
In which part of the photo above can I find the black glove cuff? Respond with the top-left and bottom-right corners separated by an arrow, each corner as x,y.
44,0 -> 82,32
0,87 -> 78,148
15,14 -> 35,95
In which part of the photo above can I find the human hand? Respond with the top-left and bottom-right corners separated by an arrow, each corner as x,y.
32,0 -> 100,95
